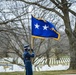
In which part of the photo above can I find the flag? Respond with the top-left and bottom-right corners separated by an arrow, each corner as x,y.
31,16 -> 60,40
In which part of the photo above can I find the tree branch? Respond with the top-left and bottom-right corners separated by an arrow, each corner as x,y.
17,0 -> 63,19
0,11 -> 28,25
50,0 -> 62,9
69,9 -> 76,16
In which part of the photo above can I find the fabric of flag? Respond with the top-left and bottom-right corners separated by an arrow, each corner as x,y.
31,16 -> 60,40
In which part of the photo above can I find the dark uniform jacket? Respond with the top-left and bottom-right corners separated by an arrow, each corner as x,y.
23,50 -> 35,75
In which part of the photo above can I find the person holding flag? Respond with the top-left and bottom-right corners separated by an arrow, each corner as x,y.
23,45 -> 35,75
23,15 -> 60,75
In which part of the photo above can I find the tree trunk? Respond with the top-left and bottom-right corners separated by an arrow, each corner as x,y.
64,18 -> 76,69
61,0 -> 76,69
69,37 -> 76,69
46,53 -> 50,67
46,39 -> 51,67
65,22 -> 76,69
64,16 -> 76,69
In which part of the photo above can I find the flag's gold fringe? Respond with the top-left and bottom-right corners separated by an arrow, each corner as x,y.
32,33 -> 60,40
53,30 -> 60,40
49,28 -> 60,40
32,36 -> 45,39
32,15 -> 46,22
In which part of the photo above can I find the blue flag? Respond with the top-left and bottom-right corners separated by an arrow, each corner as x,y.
31,16 -> 60,40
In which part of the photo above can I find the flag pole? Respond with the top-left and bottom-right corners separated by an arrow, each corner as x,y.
31,36 -> 34,49
30,36 -> 34,64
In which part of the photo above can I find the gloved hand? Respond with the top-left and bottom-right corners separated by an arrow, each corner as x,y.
31,49 -> 33,52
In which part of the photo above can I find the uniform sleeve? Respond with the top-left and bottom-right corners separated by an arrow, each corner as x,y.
27,52 -> 35,58
23,53 -> 26,64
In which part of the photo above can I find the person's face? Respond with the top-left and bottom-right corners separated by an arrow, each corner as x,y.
24,48 -> 26,49
24,47 -> 28,51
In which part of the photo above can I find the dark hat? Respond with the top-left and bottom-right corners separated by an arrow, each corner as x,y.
24,45 -> 29,48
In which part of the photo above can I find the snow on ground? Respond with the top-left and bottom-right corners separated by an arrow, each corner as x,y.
39,65 -> 69,71
0,64 -> 24,72
0,57 -> 70,72
0,66 -> 5,72
0,64 -> 69,72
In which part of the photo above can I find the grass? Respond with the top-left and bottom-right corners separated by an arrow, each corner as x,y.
0,70 -> 76,75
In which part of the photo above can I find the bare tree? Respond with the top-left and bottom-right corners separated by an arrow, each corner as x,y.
13,0 -> 76,69
0,0 -> 71,68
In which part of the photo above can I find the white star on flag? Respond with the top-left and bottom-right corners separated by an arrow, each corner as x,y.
43,25 -> 48,30
35,23 -> 40,29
